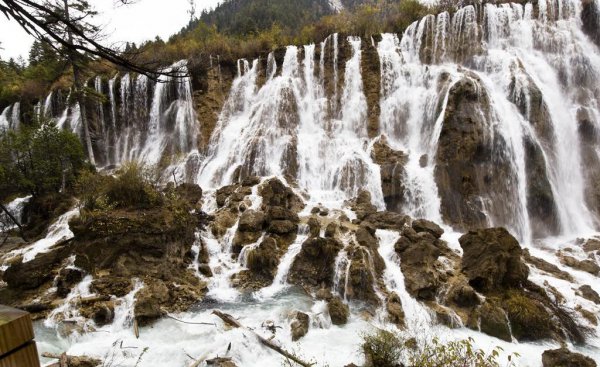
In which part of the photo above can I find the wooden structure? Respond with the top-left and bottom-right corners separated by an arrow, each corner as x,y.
0,305 -> 40,367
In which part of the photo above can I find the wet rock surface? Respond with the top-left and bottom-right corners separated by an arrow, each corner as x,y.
328,296 -> 350,325
542,348 -> 597,367
394,227 -> 452,300
1,185 -> 208,326
459,228 -> 529,292
288,236 -> 344,288
290,311 -> 310,341
435,75 -> 516,232
370,137 -> 407,212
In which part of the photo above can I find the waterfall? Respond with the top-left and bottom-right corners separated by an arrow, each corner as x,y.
31,61 -> 199,176
0,196 -> 31,231
376,230 -> 432,329
199,37 -> 384,208
253,225 -> 309,300
0,102 -> 20,131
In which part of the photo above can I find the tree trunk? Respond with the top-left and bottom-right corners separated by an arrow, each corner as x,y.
63,0 -> 96,166
0,202 -> 28,242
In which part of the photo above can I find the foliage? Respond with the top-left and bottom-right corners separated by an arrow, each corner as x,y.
0,120 -> 86,200
502,291 -> 552,341
361,330 -> 519,367
76,162 -> 163,212
362,329 -> 403,367
407,337 -> 517,367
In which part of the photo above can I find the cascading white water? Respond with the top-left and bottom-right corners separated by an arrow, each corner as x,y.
376,230 -> 433,329
253,225 -> 309,299
199,37 -> 385,208
31,61 -> 199,174
18,208 -> 79,263
377,33 -> 454,223
0,102 -> 20,131
0,195 -> 31,231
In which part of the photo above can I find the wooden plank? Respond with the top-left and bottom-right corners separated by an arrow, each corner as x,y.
0,341 -> 39,367
0,305 -> 35,357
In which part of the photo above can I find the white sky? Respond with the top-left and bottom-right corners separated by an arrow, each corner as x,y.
0,0 -> 223,60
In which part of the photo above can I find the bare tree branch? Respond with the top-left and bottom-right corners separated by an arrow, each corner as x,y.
0,0 -> 187,81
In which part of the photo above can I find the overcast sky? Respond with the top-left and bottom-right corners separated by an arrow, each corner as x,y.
0,0 -> 223,61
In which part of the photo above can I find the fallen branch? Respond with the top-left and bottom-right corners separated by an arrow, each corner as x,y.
79,294 -> 111,305
42,352 -> 101,367
164,313 -> 215,326
0,202 -> 28,242
134,319 -> 139,339
212,310 -> 314,367
187,351 -> 210,367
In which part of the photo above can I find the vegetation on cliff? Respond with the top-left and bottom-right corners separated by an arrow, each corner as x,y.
0,120 -> 86,201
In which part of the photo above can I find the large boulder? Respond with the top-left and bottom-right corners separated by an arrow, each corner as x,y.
370,137 -> 407,212
258,178 -> 304,213
134,280 -> 169,326
350,190 -> 378,221
288,237 -> 343,288
328,297 -> 350,325
173,183 -> 203,208
412,219 -> 444,239
435,75 -> 518,232
363,211 -> 409,231
459,228 -> 529,292
394,227 -> 449,300
578,285 -> 600,304
344,246 -> 379,304
246,237 -> 279,276
238,210 -> 265,232
290,311 -> 310,341
542,348 -> 597,367
469,301 -> 512,342
502,291 -> 554,341
560,255 -> 600,275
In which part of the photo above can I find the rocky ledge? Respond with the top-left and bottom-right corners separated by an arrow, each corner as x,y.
0,183 -> 207,329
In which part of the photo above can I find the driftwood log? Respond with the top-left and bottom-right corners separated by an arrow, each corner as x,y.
42,352 -> 101,367
212,310 -> 314,367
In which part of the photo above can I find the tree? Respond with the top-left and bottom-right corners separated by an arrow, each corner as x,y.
0,0 -> 192,164
0,0 -> 180,79
0,119 -> 86,199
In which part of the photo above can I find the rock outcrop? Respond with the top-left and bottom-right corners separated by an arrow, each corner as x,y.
328,296 -> 350,325
435,74 -> 517,232
370,137 -> 407,212
394,225 -> 452,301
459,228 -> 529,292
542,348 -> 597,367
2,184 -> 208,326
290,311 -> 310,341
288,237 -> 343,288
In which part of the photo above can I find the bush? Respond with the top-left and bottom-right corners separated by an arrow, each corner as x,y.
105,162 -> 162,209
502,291 -> 553,341
361,331 -> 518,367
0,120 -> 86,199
75,169 -> 113,212
362,330 -> 403,367
408,337 -> 515,367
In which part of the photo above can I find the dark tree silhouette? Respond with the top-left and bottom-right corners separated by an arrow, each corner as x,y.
0,0 -> 183,79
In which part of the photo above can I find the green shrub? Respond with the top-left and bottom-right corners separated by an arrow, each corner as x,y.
361,331 -> 518,367
362,330 -> 403,367
105,162 -> 162,209
502,291 -> 553,341
408,337 -> 515,367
